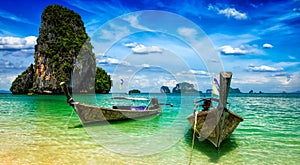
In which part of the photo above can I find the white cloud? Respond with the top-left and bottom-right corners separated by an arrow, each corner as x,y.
0,59 -> 14,69
131,44 -> 163,54
263,43 -> 273,48
209,33 -> 260,47
277,7 -> 300,22
95,52 -> 105,58
0,9 -> 36,25
141,63 -> 150,68
260,24 -> 283,34
122,42 -> 163,54
0,36 -> 37,50
288,56 -> 296,60
97,23 -> 131,41
219,44 -> 263,55
159,79 -> 178,88
0,59 -> 26,69
247,64 -> 284,72
232,72 -> 300,93
130,75 -> 151,89
219,45 -> 248,55
278,72 -> 300,92
123,14 -> 153,31
97,57 -> 130,66
274,62 -> 300,68
208,4 -> 248,20
187,69 -> 209,76
175,69 -> 210,78
219,8 -> 248,20
232,75 -> 270,85
123,42 -> 138,48
272,73 -> 292,85
177,27 -> 197,39
0,75 -> 17,90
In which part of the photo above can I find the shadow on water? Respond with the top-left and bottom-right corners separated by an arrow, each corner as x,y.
68,124 -> 83,129
184,128 -> 238,163
66,120 -> 134,128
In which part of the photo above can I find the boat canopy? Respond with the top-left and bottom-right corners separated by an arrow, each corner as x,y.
112,96 -> 149,101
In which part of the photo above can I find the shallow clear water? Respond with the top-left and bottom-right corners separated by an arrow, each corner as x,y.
0,93 -> 299,164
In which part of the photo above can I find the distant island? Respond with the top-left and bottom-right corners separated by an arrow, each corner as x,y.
160,82 -> 199,94
128,89 -> 141,94
160,82 -> 244,94
160,86 -> 171,93
160,84 -> 300,94
229,87 -> 242,93
10,5 -> 112,94
206,87 -> 242,94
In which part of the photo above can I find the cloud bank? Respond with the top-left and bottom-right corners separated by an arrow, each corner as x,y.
123,42 -> 163,54
208,4 -> 248,20
247,64 -> 284,72
131,44 -> 162,54
0,36 -> 37,50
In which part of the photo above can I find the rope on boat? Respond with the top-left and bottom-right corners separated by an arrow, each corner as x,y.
144,99 -> 152,110
188,110 -> 198,165
65,109 -> 74,128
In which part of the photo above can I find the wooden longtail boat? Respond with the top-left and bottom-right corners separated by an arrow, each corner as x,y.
60,82 -> 161,124
187,72 -> 243,148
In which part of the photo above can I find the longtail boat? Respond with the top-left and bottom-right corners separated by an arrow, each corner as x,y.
186,72 -> 243,148
60,82 -> 162,124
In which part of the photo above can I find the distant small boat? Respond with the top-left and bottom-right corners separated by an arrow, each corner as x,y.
60,82 -> 162,124
187,72 -> 243,148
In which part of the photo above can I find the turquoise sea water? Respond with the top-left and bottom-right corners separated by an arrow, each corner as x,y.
0,93 -> 299,164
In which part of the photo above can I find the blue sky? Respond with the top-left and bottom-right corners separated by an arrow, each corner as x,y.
0,0 -> 299,93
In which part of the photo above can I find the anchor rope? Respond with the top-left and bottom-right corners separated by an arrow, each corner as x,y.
66,109 -> 74,128
188,110 -> 198,165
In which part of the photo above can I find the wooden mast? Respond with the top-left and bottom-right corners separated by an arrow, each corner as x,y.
215,72 -> 232,148
60,82 -> 74,106
218,72 -> 232,110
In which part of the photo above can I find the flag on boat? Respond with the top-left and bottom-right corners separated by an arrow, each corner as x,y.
118,79 -> 124,90
212,76 -> 220,96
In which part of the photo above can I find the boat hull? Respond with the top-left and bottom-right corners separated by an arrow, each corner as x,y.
73,102 -> 162,124
187,108 -> 243,148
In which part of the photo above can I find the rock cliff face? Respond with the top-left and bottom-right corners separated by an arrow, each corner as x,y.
10,64 -> 34,94
10,4 -> 109,94
160,86 -> 170,93
172,82 -> 198,93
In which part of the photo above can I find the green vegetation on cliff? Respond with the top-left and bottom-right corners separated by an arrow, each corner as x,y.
10,4 -> 111,94
95,67 -> 112,93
